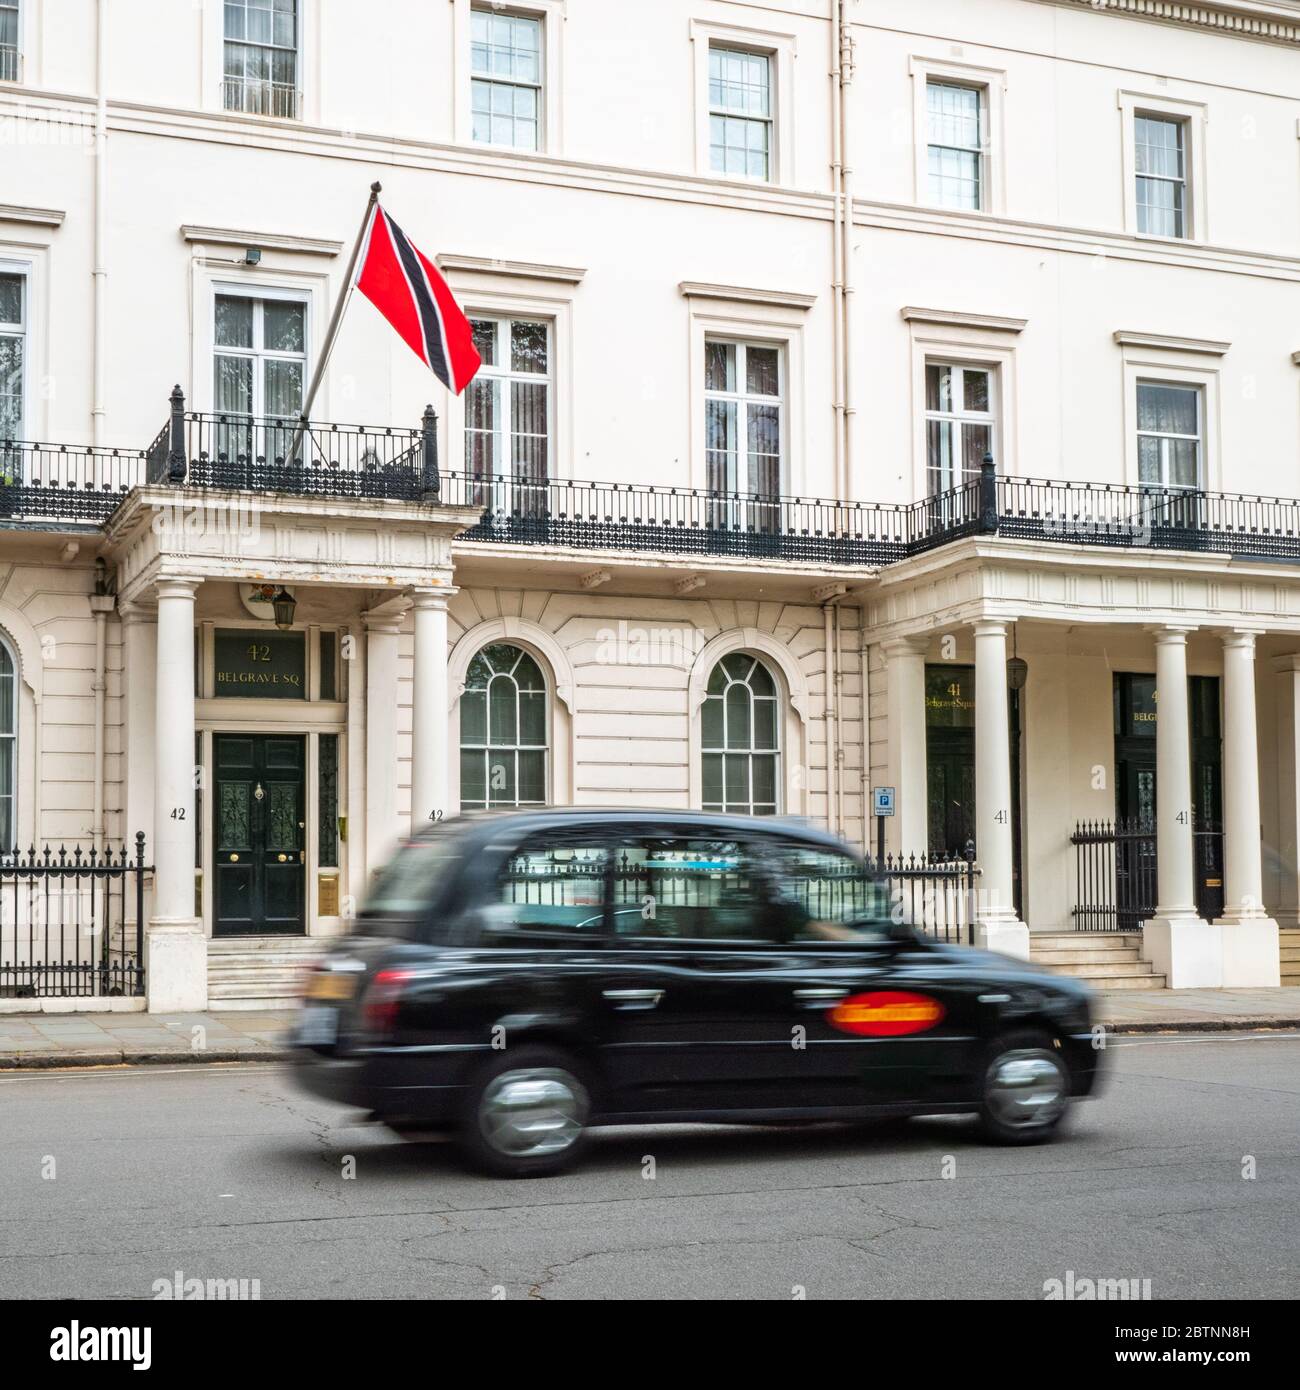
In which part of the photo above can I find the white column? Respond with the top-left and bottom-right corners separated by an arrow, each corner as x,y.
364,608 -> 402,882
1142,626 -> 1220,987
882,637 -> 927,859
1219,631 -> 1280,984
409,587 -> 456,834
120,600 -> 156,865
973,620 -> 1028,957
146,576 -> 207,1012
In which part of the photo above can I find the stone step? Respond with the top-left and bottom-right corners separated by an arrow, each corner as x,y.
208,936 -> 323,954
208,994 -> 303,1012
1032,947 -> 1143,966
1038,960 -> 1161,979
1031,933 -> 1144,949
1093,972 -> 1168,991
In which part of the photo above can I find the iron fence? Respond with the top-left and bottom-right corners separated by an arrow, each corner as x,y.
1070,818 -> 1224,931
221,77 -> 302,120
0,440 -> 144,527
0,834 -> 150,998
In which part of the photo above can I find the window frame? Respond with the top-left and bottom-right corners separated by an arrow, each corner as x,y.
211,283 -> 310,422
1135,378 -> 1203,491
1119,91 -> 1208,243
700,653 -> 782,818
690,19 -> 794,186
469,4 -> 545,152
1120,348 -> 1221,493
0,0 -> 21,83
925,78 -> 986,212
909,57 -> 1006,215
458,641 -> 550,813
462,312 -> 553,506
702,336 -> 786,500
923,359 -> 997,496
706,43 -> 774,184
453,0 -> 563,155
1133,113 -> 1187,239
0,263 -> 27,446
220,0 -> 303,120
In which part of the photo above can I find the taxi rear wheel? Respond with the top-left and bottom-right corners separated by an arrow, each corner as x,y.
977,1030 -> 1071,1145
458,1045 -> 592,1178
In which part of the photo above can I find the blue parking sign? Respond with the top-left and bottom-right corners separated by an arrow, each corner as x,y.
872,786 -> 895,817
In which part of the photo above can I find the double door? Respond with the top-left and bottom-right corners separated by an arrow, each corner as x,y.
213,734 -> 306,936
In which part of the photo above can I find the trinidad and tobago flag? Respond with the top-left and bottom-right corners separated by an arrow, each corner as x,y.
354,203 -> 481,394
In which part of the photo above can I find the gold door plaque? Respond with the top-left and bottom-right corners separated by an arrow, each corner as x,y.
318,874 -> 340,917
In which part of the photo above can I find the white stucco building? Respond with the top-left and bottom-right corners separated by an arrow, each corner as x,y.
1,0 -> 1298,1010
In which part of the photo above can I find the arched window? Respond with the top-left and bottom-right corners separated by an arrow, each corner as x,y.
459,642 -> 548,810
701,653 -> 779,816
0,637 -> 15,850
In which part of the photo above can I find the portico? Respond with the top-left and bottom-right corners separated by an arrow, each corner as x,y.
105,485 -> 479,1010
866,536 -> 1285,987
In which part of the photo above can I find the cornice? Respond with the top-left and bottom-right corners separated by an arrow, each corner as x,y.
0,202 -> 65,228
1113,329 -> 1231,355
1030,0 -> 1300,48
180,224 -> 343,257
437,254 -> 586,284
901,306 -> 1027,333
678,281 -> 817,310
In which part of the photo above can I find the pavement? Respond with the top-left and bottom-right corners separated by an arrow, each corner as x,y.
1,988 -> 1299,1067
1,1032 -> 1296,1298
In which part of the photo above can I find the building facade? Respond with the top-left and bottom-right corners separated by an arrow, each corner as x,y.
1,0 -> 1298,1009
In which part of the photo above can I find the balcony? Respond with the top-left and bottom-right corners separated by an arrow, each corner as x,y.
0,43 -> 19,83
221,76 -> 302,120
9,392 -> 1300,569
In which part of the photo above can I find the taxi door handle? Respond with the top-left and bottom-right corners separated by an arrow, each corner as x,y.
602,988 -> 663,1010
793,987 -> 849,1001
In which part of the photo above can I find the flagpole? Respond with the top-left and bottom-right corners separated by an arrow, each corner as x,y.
288,180 -> 382,463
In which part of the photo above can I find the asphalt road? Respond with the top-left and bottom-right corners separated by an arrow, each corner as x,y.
1,1033 -> 1297,1300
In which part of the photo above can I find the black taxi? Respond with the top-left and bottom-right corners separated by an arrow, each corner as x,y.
290,810 -> 1102,1176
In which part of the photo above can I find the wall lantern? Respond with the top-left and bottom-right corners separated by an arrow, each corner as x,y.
1006,626 -> 1027,691
271,586 -> 297,630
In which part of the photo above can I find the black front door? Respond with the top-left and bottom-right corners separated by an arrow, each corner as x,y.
213,734 -> 306,936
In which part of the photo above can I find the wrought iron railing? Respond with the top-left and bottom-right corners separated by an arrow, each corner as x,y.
0,439 -> 144,526
1070,817 -> 1223,931
440,469 -> 941,565
0,43 -> 19,83
0,834 -> 150,998
182,411 -> 430,502
221,76 -> 301,120
15,389 -> 1300,573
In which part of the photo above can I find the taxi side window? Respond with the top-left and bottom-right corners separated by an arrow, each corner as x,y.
612,837 -> 769,941
764,842 -> 892,943
486,838 -> 610,942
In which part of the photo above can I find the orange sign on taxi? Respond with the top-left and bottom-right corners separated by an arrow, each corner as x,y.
828,990 -> 945,1037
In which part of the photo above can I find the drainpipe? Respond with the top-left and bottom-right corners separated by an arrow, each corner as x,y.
91,0 -> 107,450
838,7 -> 857,501
829,0 -> 845,499
89,589 -> 114,854
858,603 -> 871,855
823,602 -> 838,834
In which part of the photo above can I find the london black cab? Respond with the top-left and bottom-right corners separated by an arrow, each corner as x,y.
290,810 -> 1102,1176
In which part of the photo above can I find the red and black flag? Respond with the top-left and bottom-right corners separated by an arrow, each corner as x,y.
354,203 -> 481,394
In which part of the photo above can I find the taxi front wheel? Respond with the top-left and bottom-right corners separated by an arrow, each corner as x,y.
458,1045 -> 592,1177
977,1030 -> 1071,1145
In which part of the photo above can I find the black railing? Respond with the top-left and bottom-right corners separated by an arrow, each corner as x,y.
0,440 -> 144,526
865,847 -> 980,945
0,833 -> 150,998
15,387 -> 1300,571
183,412 -> 428,502
441,469 -> 932,564
1071,818 -> 1224,931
